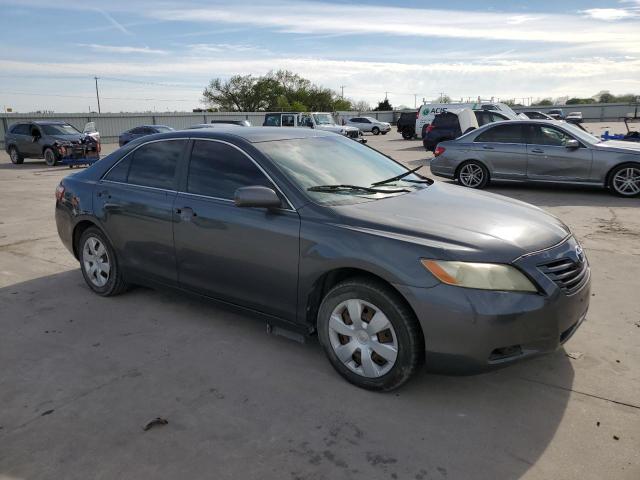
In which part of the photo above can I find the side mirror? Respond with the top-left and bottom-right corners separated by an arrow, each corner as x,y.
565,139 -> 580,149
234,186 -> 282,209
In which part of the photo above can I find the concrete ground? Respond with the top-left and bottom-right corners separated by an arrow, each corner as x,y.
0,134 -> 638,480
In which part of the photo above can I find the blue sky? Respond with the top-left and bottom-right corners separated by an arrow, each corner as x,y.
0,0 -> 639,112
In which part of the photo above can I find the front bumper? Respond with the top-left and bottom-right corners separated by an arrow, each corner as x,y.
395,237 -> 591,373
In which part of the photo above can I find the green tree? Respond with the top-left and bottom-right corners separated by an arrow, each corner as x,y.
202,75 -> 281,111
598,92 -> 616,103
333,98 -> 353,111
533,98 -> 553,106
374,99 -> 393,111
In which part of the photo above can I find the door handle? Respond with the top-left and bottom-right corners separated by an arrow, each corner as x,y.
482,145 -> 494,150
530,149 -> 544,153
176,206 -> 196,221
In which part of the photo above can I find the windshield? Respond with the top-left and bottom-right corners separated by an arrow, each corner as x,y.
41,124 -> 81,135
255,136 -> 427,205
562,122 -> 600,144
313,114 -> 335,125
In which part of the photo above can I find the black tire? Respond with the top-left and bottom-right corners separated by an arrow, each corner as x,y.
608,163 -> 640,197
8,146 -> 24,164
381,131 -> 387,135
401,128 -> 414,140
78,227 -> 129,296
317,277 -> 424,391
372,127 -> 380,135
456,160 -> 490,189
44,148 -> 58,167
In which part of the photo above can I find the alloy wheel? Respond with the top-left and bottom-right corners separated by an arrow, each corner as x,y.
83,236 -> 110,287
10,148 -> 19,164
459,163 -> 485,187
45,149 -> 57,167
612,167 -> 640,196
328,299 -> 398,378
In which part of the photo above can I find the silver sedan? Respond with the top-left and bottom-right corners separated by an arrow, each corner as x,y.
430,120 -> 640,197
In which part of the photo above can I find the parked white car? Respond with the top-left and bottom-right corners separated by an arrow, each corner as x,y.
345,116 -> 391,135
416,102 -> 519,137
263,112 -> 365,142
566,111 -> 583,123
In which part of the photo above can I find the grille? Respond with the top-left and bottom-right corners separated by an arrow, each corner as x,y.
347,130 -> 359,139
538,258 -> 589,295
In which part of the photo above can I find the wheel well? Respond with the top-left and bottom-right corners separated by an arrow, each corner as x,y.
72,220 -> 98,259
604,162 -> 640,188
454,159 -> 489,180
305,267 -> 420,333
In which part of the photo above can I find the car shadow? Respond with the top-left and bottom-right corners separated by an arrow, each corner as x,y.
0,160 -> 67,171
0,269 -> 573,479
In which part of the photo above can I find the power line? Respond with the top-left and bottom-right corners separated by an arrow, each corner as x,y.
0,91 -> 195,102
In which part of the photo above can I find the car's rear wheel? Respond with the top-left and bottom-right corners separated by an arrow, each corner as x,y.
609,164 -> 640,197
44,148 -> 58,167
381,131 -> 387,135
79,227 -> 129,296
457,161 -> 489,189
401,128 -> 414,140
9,146 -> 24,164
372,127 -> 380,135
317,278 -> 423,391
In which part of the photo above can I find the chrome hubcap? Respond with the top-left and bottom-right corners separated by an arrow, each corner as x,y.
10,149 -> 18,162
459,163 -> 484,187
83,236 -> 110,287
613,167 -> 640,195
328,299 -> 398,378
45,150 -> 55,165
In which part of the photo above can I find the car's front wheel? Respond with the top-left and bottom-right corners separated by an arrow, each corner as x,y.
372,127 -> 380,135
9,146 -> 24,164
44,148 -> 58,167
457,160 -> 490,189
317,278 -> 423,391
609,164 -> 640,197
79,227 -> 129,296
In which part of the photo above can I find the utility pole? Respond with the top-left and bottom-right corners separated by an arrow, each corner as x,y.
385,91 -> 389,100
94,76 -> 101,114
340,85 -> 345,99
413,94 -> 418,108
439,92 -> 445,102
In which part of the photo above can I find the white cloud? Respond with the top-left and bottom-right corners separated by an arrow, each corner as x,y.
79,44 -> 168,54
187,43 -> 268,54
581,8 -> 636,20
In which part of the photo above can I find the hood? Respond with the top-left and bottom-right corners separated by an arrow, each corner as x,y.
316,125 -> 358,133
331,182 -> 569,263
594,140 -> 640,153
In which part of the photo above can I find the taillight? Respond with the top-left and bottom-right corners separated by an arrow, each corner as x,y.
55,184 -> 65,201
416,110 -> 420,119
434,146 -> 446,157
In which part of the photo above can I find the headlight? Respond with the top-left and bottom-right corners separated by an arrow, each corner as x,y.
421,259 -> 537,292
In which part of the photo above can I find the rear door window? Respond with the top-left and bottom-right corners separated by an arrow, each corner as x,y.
186,140 -> 273,200
475,124 -> 523,143
281,115 -> 295,127
264,115 -> 281,126
10,124 -> 31,135
106,140 -> 185,189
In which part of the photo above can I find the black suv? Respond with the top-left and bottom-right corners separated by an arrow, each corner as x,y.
5,120 -> 100,166
422,110 -> 510,151
396,111 -> 417,139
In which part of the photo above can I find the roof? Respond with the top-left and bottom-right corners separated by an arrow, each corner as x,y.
172,126 -> 335,143
32,120 -> 69,125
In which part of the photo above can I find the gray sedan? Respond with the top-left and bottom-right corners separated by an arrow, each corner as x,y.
430,120 -> 640,197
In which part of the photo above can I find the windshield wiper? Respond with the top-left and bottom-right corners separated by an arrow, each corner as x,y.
307,184 -> 410,194
371,165 -> 428,186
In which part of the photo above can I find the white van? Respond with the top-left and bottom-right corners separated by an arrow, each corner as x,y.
416,102 -> 519,137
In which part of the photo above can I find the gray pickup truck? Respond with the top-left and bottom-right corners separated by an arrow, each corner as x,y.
263,112 -> 365,143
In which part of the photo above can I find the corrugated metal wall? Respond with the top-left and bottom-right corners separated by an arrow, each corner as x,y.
1,104 -> 636,146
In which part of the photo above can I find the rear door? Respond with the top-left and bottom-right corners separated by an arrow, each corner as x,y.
173,139 -> 300,321
525,125 -> 593,181
472,124 -> 527,179
9,124 -> 32,154
96,139 -> 188,285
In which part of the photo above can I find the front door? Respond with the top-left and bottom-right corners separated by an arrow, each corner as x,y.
526,125 -> 593,181
173,139 -> 300,321
96,139 -> 187,285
